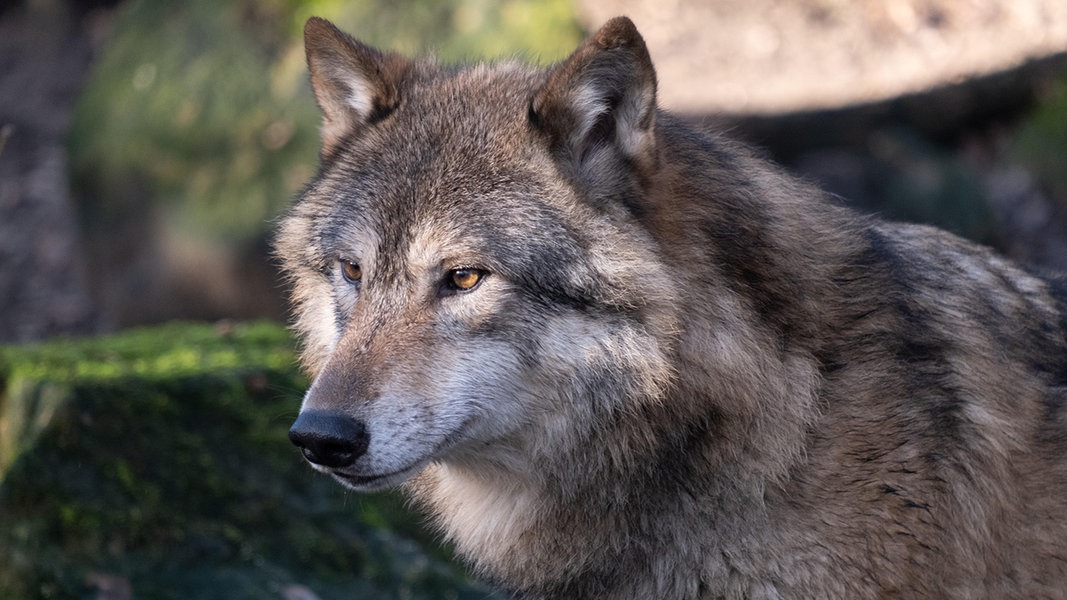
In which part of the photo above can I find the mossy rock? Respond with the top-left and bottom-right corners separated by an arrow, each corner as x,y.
0,322 -> 496,599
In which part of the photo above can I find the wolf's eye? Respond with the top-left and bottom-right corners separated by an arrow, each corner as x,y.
339,259 -> 362,284
446,268 -> 486,292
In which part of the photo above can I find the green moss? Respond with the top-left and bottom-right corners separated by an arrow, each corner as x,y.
0,322 -> 497,599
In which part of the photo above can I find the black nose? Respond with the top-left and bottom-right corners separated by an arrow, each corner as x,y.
288,410 -> 369,469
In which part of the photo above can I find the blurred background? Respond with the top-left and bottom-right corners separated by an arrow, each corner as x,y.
0,0 -> 583,343
1,0 -> 1066,343
1,0 -> 1067,598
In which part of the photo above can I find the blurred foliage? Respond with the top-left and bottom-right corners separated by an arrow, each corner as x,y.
867,127 -> 997,244
291,0 -> 583,61
1014,77 -> 1067,203
68,0 -> 583,243
0,322 -> 501,599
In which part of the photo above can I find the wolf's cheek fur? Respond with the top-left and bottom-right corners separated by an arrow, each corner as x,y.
300,259 -> 675,490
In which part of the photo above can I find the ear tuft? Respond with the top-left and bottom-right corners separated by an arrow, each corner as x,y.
304,18 -> 411,158
530,16 -> 658,180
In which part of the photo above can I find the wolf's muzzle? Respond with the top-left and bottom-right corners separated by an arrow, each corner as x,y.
288,410 -> 369,469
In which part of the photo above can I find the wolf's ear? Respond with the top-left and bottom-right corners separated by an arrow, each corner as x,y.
304,17 -> 410,158
530,16 -> 658,179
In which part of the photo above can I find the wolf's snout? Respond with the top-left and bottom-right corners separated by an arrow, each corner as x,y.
288,410 -> 369,469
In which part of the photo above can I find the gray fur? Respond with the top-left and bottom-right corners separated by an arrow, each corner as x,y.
275,16 -> 1067,599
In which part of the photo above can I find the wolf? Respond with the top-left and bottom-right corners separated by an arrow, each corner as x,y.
276,15 -> 1067,599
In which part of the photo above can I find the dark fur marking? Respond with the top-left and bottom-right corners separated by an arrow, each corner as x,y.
842,227 -> 971,448
701,208 -> 810,348
880,484 -> 932,512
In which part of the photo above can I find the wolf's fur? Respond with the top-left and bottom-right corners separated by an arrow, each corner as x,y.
275,16 -> 1067,599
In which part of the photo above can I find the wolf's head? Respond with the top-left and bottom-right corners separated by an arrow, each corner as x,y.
276,17 -> 678,491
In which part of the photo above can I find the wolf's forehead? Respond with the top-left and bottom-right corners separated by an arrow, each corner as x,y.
347,176 -> 558,253
310,63 -> 571,262
415,61 -> 541,113
327,67 -> 538,185
313,165 -> 577,283
314,159 -> 558,257
337,68 -> 548,196
399,63 -> 540,142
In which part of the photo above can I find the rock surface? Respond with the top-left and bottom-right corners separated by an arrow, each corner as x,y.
579,0 -> 1067,114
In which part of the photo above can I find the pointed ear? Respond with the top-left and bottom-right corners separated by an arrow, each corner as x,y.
530,17 -> 658,179
303,17 -> 411,158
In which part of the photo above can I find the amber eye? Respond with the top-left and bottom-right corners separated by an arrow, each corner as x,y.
447,268 -> 486,292
339,259 -> 362,284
